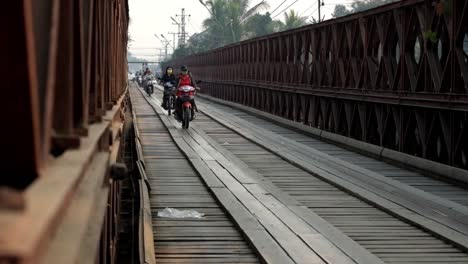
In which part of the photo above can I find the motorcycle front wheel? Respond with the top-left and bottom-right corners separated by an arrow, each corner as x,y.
182,107 -> 191,129
168,96 -> 172,116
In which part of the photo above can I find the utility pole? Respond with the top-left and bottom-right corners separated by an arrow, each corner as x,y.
180,8 -> 187,46
318,0 -> 324,22
161,34 -> 174,58
168,32 -> 178,52
154,34 -> 173,60
155,48 -> 165,60
157,50 -> 165,62
170,17 -> 181,48
174,8 -> 190,46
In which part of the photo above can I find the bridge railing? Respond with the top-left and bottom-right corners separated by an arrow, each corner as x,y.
166,0 -> 468,170
0,0 -> 129,263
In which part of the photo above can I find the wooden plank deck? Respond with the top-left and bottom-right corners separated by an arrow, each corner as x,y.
188,113 -> 468,264
130,88 -> 261,264
131,84 -> 468,264
198,99 -> 468,237
201,99 -> 468,207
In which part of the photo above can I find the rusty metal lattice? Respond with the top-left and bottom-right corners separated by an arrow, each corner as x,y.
1,0 -> 129,263
167,0 -> 468,169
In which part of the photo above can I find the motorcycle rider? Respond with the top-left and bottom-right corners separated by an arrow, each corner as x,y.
144,67 -> 152,75
143,67 -> 152,89
174,65 -> 199,121
160,66 -> 176,108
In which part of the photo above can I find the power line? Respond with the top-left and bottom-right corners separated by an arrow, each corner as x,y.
299,4 -> 314,16
270,0 -> 289,15
128,48 -> 161,50
188,16 -> 200,33
305,6 -> 319,18
324,2 -> 352,5
168,32 -> 178,51
272,0 -> 300,19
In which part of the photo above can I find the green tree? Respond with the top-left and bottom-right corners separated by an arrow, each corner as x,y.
281,10 -> 307,31
186,32 -> 212,54
172,46 -> 190,59
243,12 -> 280,39
199,0 -> 269,47
332,0 -> 396,18
331,5 -> 351,18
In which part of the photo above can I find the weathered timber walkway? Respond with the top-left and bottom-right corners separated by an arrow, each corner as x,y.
130,83 -> 468,264
130,86 -> 261,263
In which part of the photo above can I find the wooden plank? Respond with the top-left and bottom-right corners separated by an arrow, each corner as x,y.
198,101 -> 468,250
139,178 -> 156,264
42,153 -> 110,264
244,184 -> 356,264
211,188 -> 295,264
136,88 -> 314,263
136,86 -> 468,264
129,86 -> 261,264
143,90 -> 345,264
188,159 -> 224,188
188,103 -> 468,264
198,94 -> 468,185
189,122 -> 383,264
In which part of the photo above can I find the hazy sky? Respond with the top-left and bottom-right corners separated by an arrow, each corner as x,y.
128,0 -> 354,60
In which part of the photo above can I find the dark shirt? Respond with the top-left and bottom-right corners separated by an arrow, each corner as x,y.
161,73 -> 176,83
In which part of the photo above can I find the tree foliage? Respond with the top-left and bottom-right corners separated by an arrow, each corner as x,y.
281,10 -> 307,31
170,0 -> 311,59
200,0 -> 269,46
332,0 -> 396,18
243,13 -> 275,39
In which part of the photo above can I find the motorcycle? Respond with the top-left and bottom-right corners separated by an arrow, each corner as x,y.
176,80 -> 202,129
145,76 -> 156,96
163,81 -> 176,116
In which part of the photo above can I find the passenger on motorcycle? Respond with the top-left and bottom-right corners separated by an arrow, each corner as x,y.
174,65 -> 199,121
160,66 -> 176,108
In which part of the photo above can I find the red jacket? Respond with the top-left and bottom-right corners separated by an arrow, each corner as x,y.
178,74 -> 192,87
177,74 -> 193,96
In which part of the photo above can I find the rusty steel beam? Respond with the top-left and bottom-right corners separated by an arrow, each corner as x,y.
166,0 -> 468,170
1,0 -> 41,190
0,0 -> 130,263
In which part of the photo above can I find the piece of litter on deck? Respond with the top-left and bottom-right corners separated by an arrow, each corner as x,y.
157,208 -> 205,219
